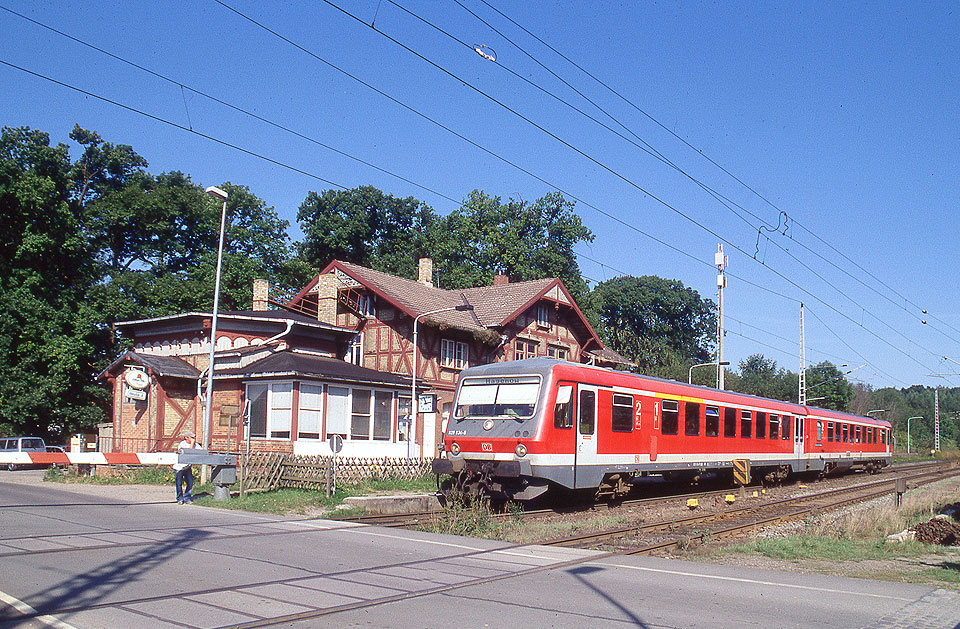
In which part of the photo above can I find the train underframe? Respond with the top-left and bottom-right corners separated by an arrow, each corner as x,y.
433,455 -> 891,503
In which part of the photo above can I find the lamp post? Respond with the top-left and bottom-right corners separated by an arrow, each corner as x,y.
689,361 -> 729,385
410,303 -> 474,460
905,416 -> 921,455
203,185 -> 228,453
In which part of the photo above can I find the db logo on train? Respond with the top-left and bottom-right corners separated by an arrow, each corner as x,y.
481,443 -> 493,452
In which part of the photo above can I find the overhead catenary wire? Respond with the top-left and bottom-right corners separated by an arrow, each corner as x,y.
0,5 -> 935,387
289,0 -> 937,378
471,0 -> 960,345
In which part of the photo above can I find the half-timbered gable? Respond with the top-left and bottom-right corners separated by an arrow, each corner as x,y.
283,259 -> 630,457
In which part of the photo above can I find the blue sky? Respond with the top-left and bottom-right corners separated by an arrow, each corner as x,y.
2,1 -> 958,389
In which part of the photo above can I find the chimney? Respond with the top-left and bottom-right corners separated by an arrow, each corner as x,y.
418,257 -> 433,286
493,274 -> 509,286
252,279 -> 269,311
316,273 -> 339,324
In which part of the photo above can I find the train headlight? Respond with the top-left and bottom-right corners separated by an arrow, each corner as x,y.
450,442 -> 461,456
515,443 -> 527,458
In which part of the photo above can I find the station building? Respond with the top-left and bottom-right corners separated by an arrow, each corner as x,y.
99,258 -> 630,458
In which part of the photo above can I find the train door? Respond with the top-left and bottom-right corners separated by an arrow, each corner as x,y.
573,385 -> 598,488
794,415 -> 805,465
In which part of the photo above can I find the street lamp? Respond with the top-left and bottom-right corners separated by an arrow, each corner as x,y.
688,361 -> 729,385
905,416 -> 922,455
410,303 -> 474,460
203,185 -> 228,452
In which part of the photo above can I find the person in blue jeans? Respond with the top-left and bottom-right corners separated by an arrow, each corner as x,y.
173,431 -> 201,504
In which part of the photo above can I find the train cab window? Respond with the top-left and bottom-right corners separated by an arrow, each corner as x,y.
741,410 -> 752,438
770,414 -> 779,440
782,415 -> 791,440
612,394 -> 633,432
579,390 -> 596,435
827,422 -> 834,442
685,402 -> 700,436
817,421 -> 823,443
554,386 -> 573,429
756,412 -> 766,439
705,406 -> 720,437
724,407 -> 737,437
661,400 -> 679,435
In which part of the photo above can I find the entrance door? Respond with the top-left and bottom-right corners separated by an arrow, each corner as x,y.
574,386 -> 598,488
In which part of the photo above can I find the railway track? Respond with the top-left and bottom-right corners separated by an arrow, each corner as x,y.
338,460 -> 948,528
542,465 -> 960,553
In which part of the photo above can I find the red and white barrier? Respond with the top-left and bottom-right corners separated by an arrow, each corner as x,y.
0,452 -> 176,466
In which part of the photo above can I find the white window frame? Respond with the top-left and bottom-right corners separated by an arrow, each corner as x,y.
537,303 -> 551,328
297,383 -> 323,440
345,332 -> 363,366
441,338 -> 469,370
546,344 -> 568,360
326,386 -> 398,441
246,381 -> 293,440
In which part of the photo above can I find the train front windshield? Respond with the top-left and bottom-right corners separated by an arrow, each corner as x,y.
454,377 -> 541,420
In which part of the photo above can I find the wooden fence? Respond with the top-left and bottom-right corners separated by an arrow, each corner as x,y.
239,452 -> 434,492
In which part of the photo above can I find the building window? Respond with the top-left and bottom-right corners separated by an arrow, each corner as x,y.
546,345 -> 568,360
346,333 -> 362,366
357,294 -> 376,317
537,303 -> 551,328
441,339 -> 469,369
515,338 -> 538,360
611,394 -> 633,432
298,383 -> 323,439
246,382 -> 292,439
351,389 -> 372,440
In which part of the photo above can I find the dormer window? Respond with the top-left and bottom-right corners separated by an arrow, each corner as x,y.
537,303 -> 551,328
441,339 -> 468,370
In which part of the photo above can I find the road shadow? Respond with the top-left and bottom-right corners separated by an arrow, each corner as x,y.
0,527 -> 213,624
567,565 -> 649,627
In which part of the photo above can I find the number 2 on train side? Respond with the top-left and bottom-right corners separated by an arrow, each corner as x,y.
634,400 -> 642,429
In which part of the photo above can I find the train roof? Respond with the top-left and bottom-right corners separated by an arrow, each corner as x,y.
458,359 -> 890,426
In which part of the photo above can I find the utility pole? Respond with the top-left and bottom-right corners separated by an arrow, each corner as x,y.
799,302 -> 806,405
716,244 -> 728,390
935,388 -> 941,452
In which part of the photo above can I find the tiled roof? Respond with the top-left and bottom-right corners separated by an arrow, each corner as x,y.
587,345 -> 636,366
99,351 -> 200,380
218,349 -> 409,387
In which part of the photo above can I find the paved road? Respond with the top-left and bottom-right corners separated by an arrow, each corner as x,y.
1,470 -> 957,628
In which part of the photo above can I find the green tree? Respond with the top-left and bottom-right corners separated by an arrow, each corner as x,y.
726,354 -> 798,402
297,185 -> 437,278
0,126 -> 102,438
433,190 -> 593,298
804,361 -> 854,411
588,275 -> 715,376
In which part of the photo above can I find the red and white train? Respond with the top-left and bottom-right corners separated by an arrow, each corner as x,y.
432,358 -> 892,501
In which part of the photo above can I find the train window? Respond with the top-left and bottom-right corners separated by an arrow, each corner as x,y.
817,421 -> 823,442
554,386 -> 573,429
705,406 -> 719,437
612,394 -> 633,432
685,402 -> 700,436
579,390 -> 596,435
855,425 -> 861,443
741,410 -> 752,438
770,414 -> 779,440
724,407 -> 737,437
881,429 -> 886,445
827,422 -> 834,442
661,399 -> 679,435
842,423 -> 848,442
756,412 -> 766,439
782,416 -> 791,440
455,377 -> 541,419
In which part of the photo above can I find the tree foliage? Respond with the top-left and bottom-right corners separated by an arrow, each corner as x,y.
297,185 -> 437,279
0,125 -> 300,439
587,275 -> 715,376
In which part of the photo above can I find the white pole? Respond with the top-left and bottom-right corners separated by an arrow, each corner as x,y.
203,186 -> 228,456
715,244 -> 727,390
